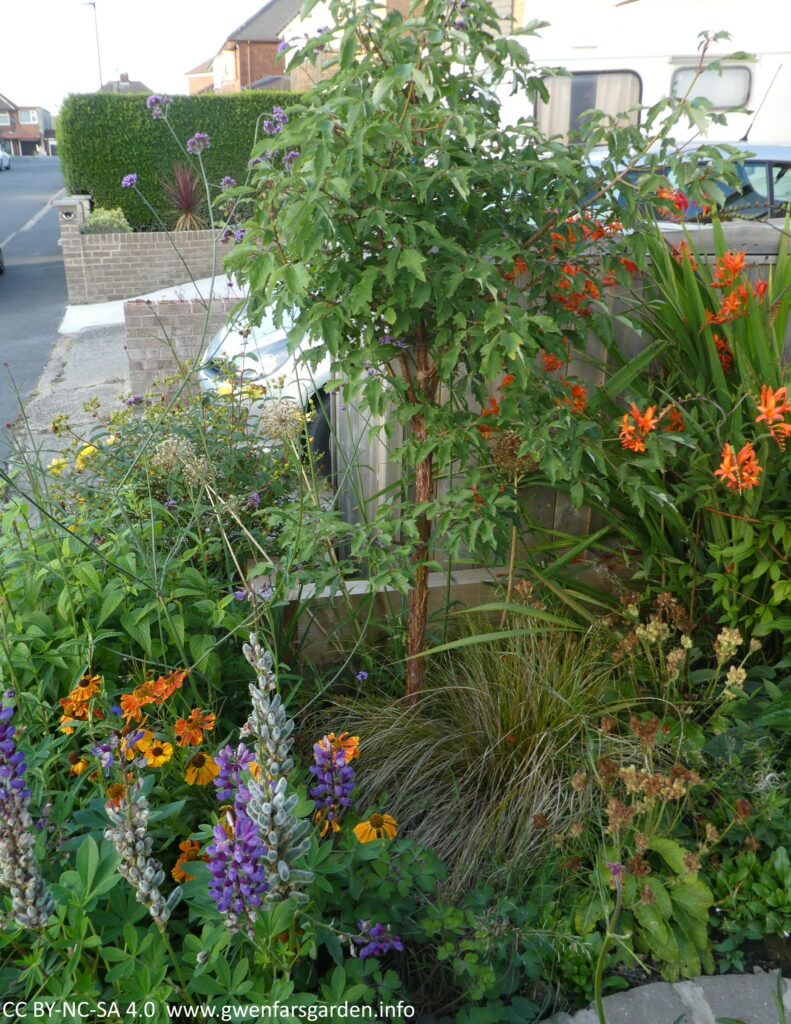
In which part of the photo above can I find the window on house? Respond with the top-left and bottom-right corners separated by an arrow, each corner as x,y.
670,66 -> 751,108
19,109 -> 38,124
536,71 -> 641,138
0,112 -> 9,125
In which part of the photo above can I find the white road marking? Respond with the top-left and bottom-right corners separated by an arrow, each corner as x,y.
0,188 -> 66,249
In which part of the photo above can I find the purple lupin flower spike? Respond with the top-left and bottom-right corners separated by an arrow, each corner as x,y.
0,700 -> 55,929
309,739 -> 355,835
206,800 -> 269,937
213,743 -> 255,803
355,920 -> 404,959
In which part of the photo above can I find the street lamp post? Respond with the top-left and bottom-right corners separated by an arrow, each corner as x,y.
81,2 -> 103,90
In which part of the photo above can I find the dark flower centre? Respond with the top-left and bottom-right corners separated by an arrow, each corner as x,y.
369,813 -> 384,829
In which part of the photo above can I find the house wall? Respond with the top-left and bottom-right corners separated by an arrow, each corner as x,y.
55,196 -> 227,304
124,297 -> 238,396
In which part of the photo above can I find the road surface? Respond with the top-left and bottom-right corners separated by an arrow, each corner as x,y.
0,157 -> 66,462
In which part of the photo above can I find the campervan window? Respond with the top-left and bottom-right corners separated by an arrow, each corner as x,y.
536,71 -> 641,138
670,66 -> 751,109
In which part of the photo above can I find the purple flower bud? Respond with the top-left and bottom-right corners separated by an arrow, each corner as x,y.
186,132 -> 211,155
220,176 -> 237,189
121,173 -> 138,188
356,671 -> 368,681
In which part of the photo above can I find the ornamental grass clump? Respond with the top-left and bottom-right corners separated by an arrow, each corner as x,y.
341,621 -> 619,892
0,699 -> 55,930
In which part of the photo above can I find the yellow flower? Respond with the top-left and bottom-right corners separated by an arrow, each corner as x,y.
75,444 -> 97,472
216,381 -> 233,396
353,812 -> 398,843
104,434 -> 117,445
121,728 -> 153,761
47,457 -> 68,476
67,751 -> 89,776
185,752 -> 220,785
143,740 -> 174,768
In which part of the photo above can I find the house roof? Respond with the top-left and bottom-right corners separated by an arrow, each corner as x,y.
186,59 -> 213,76
0,93 -> 17,111
226,0 -> 302,42
99,76 -> 151,94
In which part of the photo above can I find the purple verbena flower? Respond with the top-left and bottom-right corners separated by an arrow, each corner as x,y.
219,227 -> 234,244
248,492 -> 261,509
355,920 -> 404,959
283,150 -> 300,170
272,106 -> 288,125
121,173 -> 138,188
276,40 -> 290,55
186,132 -> 211,155
147,94 -> 173,120
233,590 -> 248,601
233,228 -> 246,243
0,700 -> 55,929
163,499 -> 178,509
356,671 -> 368,682
219,176 -> 237,189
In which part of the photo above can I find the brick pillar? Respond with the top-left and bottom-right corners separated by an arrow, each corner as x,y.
54,196 -> 91,304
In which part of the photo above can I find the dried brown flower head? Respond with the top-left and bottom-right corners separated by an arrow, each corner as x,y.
597,757 -> 620,787
626,853 -> 651,877
735,798 -> 752,820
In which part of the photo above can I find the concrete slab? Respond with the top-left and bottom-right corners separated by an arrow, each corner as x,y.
544,971 -> 790,1024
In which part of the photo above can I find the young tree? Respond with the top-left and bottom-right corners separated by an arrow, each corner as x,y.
225,0 -> 737,700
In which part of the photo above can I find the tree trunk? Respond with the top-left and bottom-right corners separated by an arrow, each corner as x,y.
405,424 -> 432,706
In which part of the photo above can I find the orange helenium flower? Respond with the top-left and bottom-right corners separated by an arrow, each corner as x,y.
714,442 -> 763,491
353,812 -> 398,843
120,682 -> 156,722
151,668 -> 188,703
175,708 -> 216,747
184,751 -> 219,785
172,839 -> 202,882
69,674 -> 102,702
143,740 -> 174,768
619,403 -> 659,452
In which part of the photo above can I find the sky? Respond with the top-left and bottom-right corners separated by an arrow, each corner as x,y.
3,0 -> 272,113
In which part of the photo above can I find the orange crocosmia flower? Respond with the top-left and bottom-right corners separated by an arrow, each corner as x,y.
713,334 -> 733,373
471,486 -> 485,506
151,668 -> 188,703
719,249 -> 747,279
69,674 -> 102,702
174,708 -> 216,747
502,255 -> 528,281
671,240 -> 697,270
714,442 -> 763,492
619,403 -> 659,452
755,385 -> 791,425
554,380 -> 586,413
476,397 -> 500,438
753,279 -> 768,302
619,258 -> 638,275
661,407 -> 685,433
499,373 -> 516,389
541,350 -> 564,372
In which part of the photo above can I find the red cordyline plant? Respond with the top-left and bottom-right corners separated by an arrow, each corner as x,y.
224,0 -> 741,701
162,162 -> 207,231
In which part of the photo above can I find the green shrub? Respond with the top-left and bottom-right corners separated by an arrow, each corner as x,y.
56,92 -> 299,230
81,206 -> 132,234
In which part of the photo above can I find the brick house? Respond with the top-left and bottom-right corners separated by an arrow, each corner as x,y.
185,0 -> 301,95
0,92 -> 55,156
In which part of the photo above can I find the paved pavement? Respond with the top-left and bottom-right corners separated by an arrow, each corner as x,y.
12,322 -> 129,466
546,969 -> 790,1022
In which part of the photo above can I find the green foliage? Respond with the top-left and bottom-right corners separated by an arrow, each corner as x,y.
57,92 -> 297,230
81,206 -> 132,234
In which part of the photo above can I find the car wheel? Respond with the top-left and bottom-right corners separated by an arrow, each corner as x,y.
0,248 -> 5,274
307,388 -> 332,475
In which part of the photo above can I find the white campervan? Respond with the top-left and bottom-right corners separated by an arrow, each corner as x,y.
500,0 -> 791,144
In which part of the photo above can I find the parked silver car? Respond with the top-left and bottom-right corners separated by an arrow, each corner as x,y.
0,147 -> 11,171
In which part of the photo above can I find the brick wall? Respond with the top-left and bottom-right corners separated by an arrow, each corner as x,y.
55,196 -> 228,304
124,297 -> 240,396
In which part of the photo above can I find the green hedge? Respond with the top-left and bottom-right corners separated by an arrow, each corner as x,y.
56,91 -> 298,231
